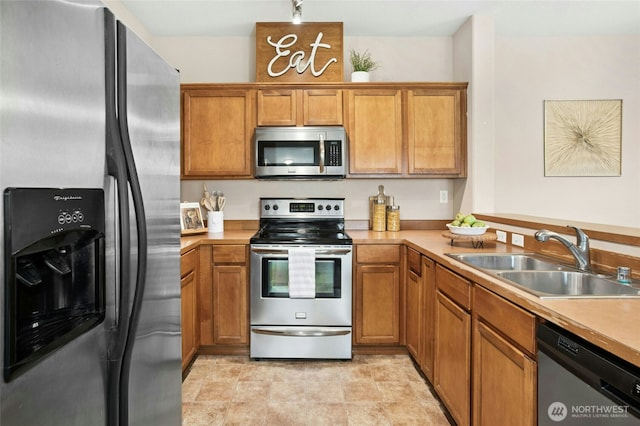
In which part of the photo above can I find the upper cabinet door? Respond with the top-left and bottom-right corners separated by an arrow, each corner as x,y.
407,88 -> 467,177
182,89 -> 256,178
257,89 -> 343,126
257,89 -> 297,126
346,89 -> 403,175
303,89 -> 343,126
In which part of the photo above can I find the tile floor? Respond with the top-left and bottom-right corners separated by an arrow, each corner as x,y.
182,354 -> 452,425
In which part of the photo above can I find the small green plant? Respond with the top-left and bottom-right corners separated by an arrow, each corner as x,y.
350,49 -> 379,72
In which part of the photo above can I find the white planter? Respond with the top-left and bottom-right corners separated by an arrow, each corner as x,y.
351,71 -> 370,82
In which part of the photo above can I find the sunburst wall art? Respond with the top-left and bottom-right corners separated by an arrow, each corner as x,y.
544,99 -> 622,176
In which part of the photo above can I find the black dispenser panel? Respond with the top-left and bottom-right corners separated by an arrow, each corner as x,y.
4,188 -> 105,381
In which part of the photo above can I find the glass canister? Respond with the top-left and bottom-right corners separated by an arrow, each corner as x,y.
386,205 -> 400,231
372,199 -> 386,231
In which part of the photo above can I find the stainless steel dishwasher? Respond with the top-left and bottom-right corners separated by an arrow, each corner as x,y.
537,322 -> 640,425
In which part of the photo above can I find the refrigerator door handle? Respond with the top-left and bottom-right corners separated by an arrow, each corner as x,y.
116,21 -> 149,426
104,9 -> 131,426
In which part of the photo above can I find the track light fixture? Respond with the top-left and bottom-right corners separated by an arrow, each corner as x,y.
292,0 -> 303,24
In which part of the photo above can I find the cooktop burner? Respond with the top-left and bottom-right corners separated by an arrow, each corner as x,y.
250,198 -> 352,245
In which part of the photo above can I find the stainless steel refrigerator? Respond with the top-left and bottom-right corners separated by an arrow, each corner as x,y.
0,1 -> 182,425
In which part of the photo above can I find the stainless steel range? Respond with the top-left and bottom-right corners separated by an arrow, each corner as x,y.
250,198 -> 352,359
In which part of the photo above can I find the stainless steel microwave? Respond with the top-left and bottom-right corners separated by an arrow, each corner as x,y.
254,126 -> 347,179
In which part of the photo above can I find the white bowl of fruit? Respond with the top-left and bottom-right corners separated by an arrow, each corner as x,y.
446,213 -> 489,235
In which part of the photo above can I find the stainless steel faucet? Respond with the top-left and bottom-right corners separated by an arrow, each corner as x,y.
534,226 -> 592,272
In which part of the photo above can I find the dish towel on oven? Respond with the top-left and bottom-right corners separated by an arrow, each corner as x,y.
288,247 -> 316,298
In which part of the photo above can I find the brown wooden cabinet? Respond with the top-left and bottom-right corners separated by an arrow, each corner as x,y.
181,88 -> 255,178
434,264 -> 471,426
180,248 -> 199,372
405,248 -> 422,360
354,244 -> 401,345
257,88 -> 343,126
473,285 -> 537,426
211,245 -> 249,345
420,256 -> 436,381
346,89 -> 403,175
181,82 -> 467,178
407,88 -> 466,177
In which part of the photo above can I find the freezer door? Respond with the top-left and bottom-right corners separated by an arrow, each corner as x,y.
119,24 -> 182,426
0,1 -> 108,425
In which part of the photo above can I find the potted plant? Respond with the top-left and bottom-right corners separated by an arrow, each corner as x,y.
350,49 -> 379,82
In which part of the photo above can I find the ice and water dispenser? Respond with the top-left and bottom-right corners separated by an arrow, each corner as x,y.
3,188 -> 105,380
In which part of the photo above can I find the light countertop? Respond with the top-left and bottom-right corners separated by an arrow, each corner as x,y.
181,229 -> 640,367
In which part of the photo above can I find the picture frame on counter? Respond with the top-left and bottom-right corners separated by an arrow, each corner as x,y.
180,202 -> 207,235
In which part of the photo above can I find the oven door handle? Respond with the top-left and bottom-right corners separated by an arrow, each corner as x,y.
252,328 -> 351,337
251,247 -> 352,256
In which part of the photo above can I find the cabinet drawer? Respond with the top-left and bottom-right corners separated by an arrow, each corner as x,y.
212,245 -> 247,264
474,285 -> 537,355
436,264 -> 471,310
357,244 -> 401,264
181,248 -> 197,277
407,248 -> 422,276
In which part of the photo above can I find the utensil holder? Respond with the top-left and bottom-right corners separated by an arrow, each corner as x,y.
207,211 -> 224,233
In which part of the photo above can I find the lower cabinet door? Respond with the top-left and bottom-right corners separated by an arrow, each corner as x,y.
212,265 -> 248,344
473,320 -> 537,426
181,271 -> 197,371
355,264 -> 400,344
434,291 -> 471,426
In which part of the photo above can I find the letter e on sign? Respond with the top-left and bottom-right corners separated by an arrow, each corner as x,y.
256,22 -> 344,82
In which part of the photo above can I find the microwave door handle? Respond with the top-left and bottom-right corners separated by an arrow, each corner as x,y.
319,134 -> 325,173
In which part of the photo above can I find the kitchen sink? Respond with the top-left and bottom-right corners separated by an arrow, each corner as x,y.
447,253 -> 573,271
446,252 -> 640,299
496,270 -> 640,298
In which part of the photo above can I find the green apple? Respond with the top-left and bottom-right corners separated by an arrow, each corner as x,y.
450,220 -> 461,227
460,223 -> 471,227
463,214 -> 476,225
472,221 -> 486,228
454,212 -> 465,222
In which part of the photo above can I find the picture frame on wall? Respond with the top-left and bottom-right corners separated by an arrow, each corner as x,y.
180,202 -> 207,235
544,99 -> 622,177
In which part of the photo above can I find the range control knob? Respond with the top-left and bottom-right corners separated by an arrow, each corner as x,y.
325,204 -> 332,211
264,204 -> 270,210
334,204 -> 340,211
273,204 -> 279,211
317,205 -> 323,211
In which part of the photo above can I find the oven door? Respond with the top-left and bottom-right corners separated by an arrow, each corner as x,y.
250,245 -> 352,326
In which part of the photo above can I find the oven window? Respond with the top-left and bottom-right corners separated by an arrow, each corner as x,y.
261,257 -> 341,298
258,141 -> 318,166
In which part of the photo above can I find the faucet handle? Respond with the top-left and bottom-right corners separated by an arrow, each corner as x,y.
567,225 -> 589,253
567,225 -> 589,248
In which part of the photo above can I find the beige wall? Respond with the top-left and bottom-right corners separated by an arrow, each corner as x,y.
494,35 -> 640,225
108,1 -> 640,226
